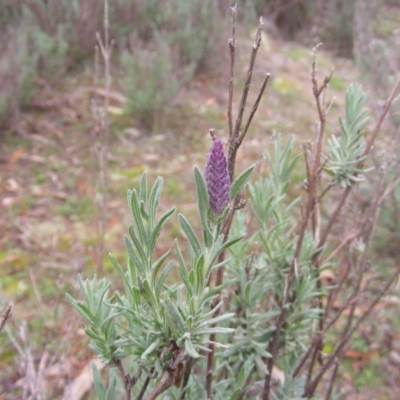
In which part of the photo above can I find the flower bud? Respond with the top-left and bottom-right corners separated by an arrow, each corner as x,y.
204,139 -> 231,216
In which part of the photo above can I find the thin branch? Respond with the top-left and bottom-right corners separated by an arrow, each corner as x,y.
318,75 -> 400,249
0,305 -> 11,334
322,230 -> 360,265
238,73 -> 271,145
136,367 -> 154,400
227,17 -> 264,181
364,75 -> 400,156
207,13 -> 268,399
304,263 -> 400,397
227,4 -> 236,139
94,0 -> 115,272
324,358 -> 339,400
147,353 -> 187,400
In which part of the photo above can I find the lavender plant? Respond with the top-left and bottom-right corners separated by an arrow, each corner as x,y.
67,7 -> 400,400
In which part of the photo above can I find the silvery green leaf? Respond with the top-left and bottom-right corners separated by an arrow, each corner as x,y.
194,166 -> 212,246
184,337 -> 200,358
105,367 -> 117,400
194,327 -> 235,335
148,176 -> 163,228
177,260 -> 194,297
139,200 -> 149,221
230,164 -> 255,200
151,249 -> 171,288
140,338 -> 161,361
130,190 -> 147,244
124,234 -> 144,275
128,227 -> 148,268
155,260 -> 174,297
198,312 -> 235,327
139,172 -> 147,203
148,207 -> 176,255
92,363 -> 106,400
163,298 -> 185,332
179,214 -> 201,257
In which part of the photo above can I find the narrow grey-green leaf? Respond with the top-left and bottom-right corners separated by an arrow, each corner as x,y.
155,260 -> 174,297
148,207 -> 175,255
230,164 -> 255,200
124,234 -> 145,275
179,214 -> 201,257
151,249 -> 171,285
140,339 -> 161,361
130,190 -> 147,246
184,338 -> 200,358
194,167 -> 212,246
148,177 -> 163,228
139,172 -> 147,203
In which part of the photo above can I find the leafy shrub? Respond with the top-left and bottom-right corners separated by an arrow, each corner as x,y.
120,36 -> 182,131
67,14 -> 400,397
118,0 -> 224,130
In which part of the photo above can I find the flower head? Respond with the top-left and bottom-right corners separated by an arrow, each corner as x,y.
204,139 -> 231,217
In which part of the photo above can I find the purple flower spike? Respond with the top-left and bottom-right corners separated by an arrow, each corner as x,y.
204,139 -> 231,216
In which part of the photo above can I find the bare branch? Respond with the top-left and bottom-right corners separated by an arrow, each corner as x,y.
0,305 -> 11,334
227,4 -> 237,139
238,73 -> 271,145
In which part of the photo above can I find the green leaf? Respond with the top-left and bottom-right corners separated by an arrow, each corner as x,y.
124,234 -> 145,275
141,339 -> 161,361
151,249 -> 172,289
177,260 -> 195,297
155,260 -> 174,297
179,214 -> 201,257
194,167 -> 212,246
148,176 -> 163,228
148,207 -> 176,255
105,368 -> 117,400
230,164 -> 255,200
194,326 -> 235,335
139,172 -> 148,204
184,338 -> 200,358
164,298 -> 185,332
130,190 -> 147,246
92,363 -> 106,400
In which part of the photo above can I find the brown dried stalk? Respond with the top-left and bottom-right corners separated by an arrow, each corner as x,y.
304,262 -> 400,397
147,353 -> 187,400
0,305 -> 11,334
227,17 -> 266,181
205,12 -> 270,399
263,46 -> 331,400
227,4 -> 236,139
94,0 -> 114,273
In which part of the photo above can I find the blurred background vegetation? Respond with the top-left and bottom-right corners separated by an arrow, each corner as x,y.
1,0 -> 400,399
1,0 -> 398,132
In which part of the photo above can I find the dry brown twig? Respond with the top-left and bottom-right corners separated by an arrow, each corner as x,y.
0,304 -> 11,334
92,0 -> 114,273
261,42 -> 400,398
205,10 -> 271,399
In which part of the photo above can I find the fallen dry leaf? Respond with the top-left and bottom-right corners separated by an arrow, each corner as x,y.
61,358 -> 103,400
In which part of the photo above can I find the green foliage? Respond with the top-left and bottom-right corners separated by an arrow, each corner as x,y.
222,136 -> 321,390
119,0 -> 223,130
66,74 -> 391,398
67,171 -> 238,396
326,83 -> 371,187
321,0 -> 356,57
92,363 -> 118,400
0,0 -> 224,129
120,39 -> 181,131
